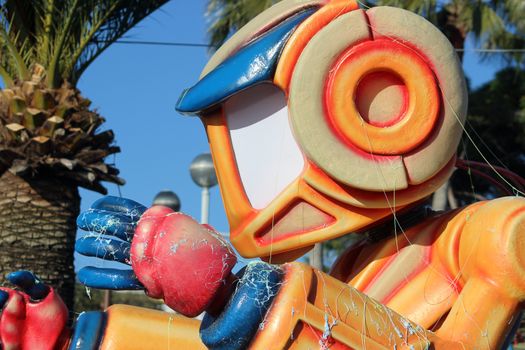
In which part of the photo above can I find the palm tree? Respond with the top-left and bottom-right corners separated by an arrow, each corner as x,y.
207,0 -> 279,49
207,0 -> 523,62
0,0 -> 169,310
375,0 -> 524,63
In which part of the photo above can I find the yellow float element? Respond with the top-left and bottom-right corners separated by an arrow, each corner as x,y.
97,2 -> 520,349
201,0 -> 330,78
250,262 -> 450,349
274,0 -> 359,91
326,40 -> 439,155
96,196 -> 525,350
328,197 -> 525,349
365,6 -> 468,185
100,305 -> 205,350
202,3 -> 467,258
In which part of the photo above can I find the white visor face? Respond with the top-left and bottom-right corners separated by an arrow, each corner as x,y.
224,84 -> 305,210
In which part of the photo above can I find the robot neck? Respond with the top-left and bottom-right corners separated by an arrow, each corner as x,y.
361,203 -> 434,244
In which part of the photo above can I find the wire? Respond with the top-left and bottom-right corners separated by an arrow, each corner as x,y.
103,39 -> 525,53
108,39 -> 213,48
456,48 -> 525,53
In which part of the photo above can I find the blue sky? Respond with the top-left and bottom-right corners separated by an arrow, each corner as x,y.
75,0 -> 508,270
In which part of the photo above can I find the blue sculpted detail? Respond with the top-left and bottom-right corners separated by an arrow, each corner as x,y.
501,311 -> 523,350
200,262 -> 283,350
7,270 -> 50,300
176,9 -> 315,115
77,210 -> 137,242
76,196 -> 146,242
75,236 -> 131,264
77,267 -> 143,291
69,311 -> 107,350
76,196 -> 147,290
0,290 -> 8,307
91,196 -> 147,218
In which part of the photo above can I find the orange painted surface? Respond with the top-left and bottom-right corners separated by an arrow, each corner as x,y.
436,197 -> 525,349
303,157 -> 455,209
287,323 -> 352,350
203,111 -> 256,229
274,0 -> 359,92
250,262 -> 453,349
203,108 -> 399,259
325,40 -> 439,155
100,305 -> 205,350
192,2 -> 525,349
328,197 -> 525,349
229,176 -> 395,258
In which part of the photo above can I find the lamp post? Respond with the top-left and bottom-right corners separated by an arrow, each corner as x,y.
153,190 -> 181,212
190,153 -> 218,224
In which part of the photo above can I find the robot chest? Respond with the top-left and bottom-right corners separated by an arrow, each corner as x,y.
330,209 -> 470,328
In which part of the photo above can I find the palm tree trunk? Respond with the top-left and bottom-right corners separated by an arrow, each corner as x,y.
0,170 -> 79,311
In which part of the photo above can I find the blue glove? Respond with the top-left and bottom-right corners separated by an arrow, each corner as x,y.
76,196 -> 147,290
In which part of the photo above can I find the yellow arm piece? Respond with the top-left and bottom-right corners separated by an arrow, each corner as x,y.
100,305 -> 205,350
252,262 -> 460,349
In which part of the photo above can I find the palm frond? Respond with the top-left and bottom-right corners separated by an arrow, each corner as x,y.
3,0 -> 37,47
0,16 -> 29,81
0,0 -> 169,88
68,0 -> 170,84
0,64 -> 12,86
478,4 -> 504,38
206,0 -> 277,50
46,0 -> 80,87
38,0 -> 56,65
376,0 -> 440,23
493,0 -> 525,31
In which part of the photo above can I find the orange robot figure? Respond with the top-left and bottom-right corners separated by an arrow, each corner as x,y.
1,1 -> 524,349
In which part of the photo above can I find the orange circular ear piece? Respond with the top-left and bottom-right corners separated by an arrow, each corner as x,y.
289,9 -> 409,192
365,6 -> 468,185
326,40 -> 440,155
287,7 -> 467,191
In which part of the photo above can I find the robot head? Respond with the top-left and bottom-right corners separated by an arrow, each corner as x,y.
176,0 -> 467,261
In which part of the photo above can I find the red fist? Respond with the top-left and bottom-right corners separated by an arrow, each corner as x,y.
131,206 -> 237,317
0,272 -> 69,350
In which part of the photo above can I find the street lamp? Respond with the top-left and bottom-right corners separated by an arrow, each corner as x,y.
153,190 -> 181,212
190,153 -> 218,224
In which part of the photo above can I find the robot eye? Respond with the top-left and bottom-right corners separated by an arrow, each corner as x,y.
224,84 -> 304,210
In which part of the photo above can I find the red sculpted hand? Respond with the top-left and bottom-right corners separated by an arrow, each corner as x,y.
0,271 -> 69,350
75,196 -> 238,318
131,206 -> 237,317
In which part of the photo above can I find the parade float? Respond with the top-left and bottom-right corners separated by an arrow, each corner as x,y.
1,0 -> 524,349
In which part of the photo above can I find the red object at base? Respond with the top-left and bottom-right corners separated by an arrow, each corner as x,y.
131,206 -> 237,317
0,287 -> 69,350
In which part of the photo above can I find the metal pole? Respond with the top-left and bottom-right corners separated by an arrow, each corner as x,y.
201,186 -> 210,224
310,243 -> 323,271
102,290 -> 111,310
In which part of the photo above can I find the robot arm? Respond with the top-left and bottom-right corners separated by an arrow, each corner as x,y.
72,196 -> 460,349
6,202 -> 523,349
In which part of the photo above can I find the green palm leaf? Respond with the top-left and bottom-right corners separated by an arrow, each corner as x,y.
207,0 -> 278,50
0,0 -> 170,88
